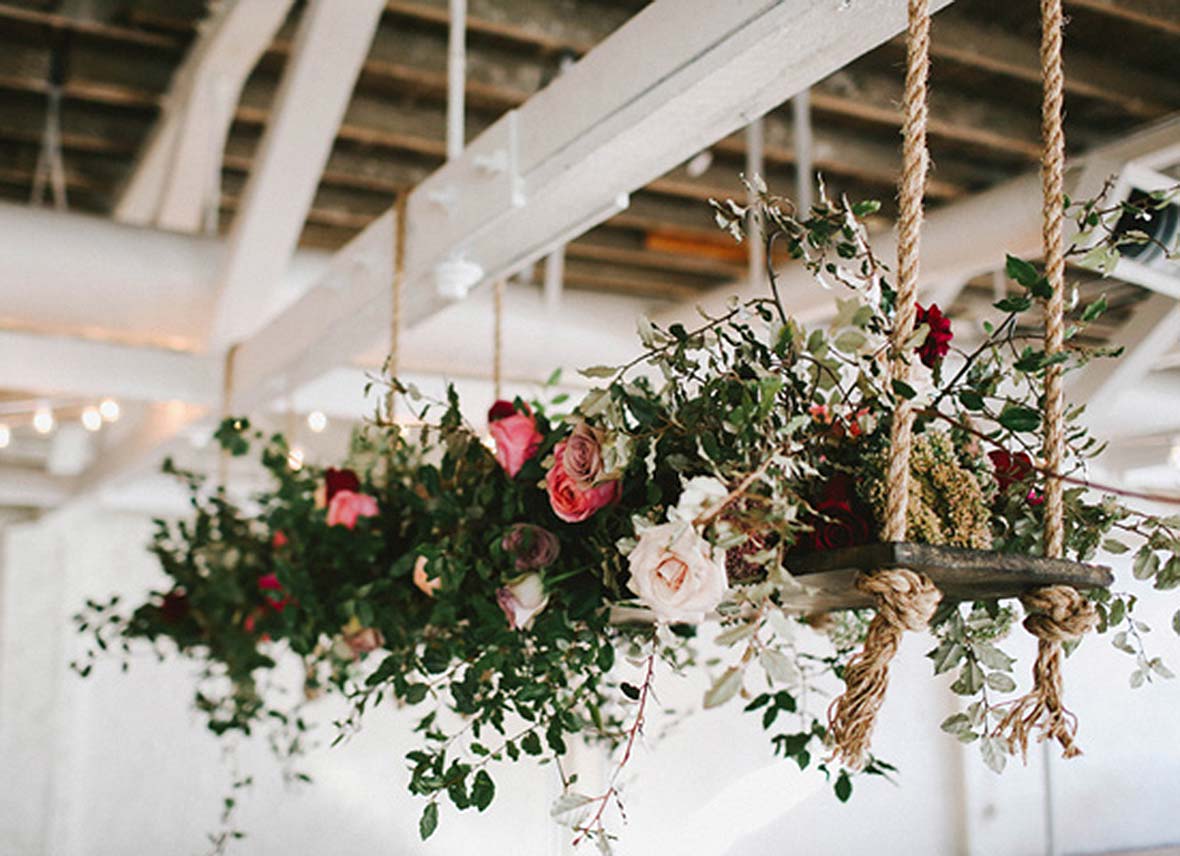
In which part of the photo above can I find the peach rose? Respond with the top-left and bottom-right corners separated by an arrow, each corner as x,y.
546,441 -> 621,523
496,573 -> 549,631
342,616 -> 384,657
326,490 -> 379,529
488,400 -> 543,478
626,522 -> 728,623
413,555 -> 441,596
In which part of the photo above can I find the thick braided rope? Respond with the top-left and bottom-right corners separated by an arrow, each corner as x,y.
994,0 -> 1098,762
386,191 -> 408,422
994,586 -> 1098,759
828,0 -> 936,771
828,570 -> 941,769
1040,0 -> 1067,560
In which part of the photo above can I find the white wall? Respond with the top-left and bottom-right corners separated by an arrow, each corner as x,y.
2,509 -> 1180,856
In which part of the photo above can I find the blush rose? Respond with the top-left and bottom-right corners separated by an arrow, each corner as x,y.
327,490 -> 380,529
626,522 -> 728,624
496,573 -> 549,631
413,555 -> 442,596
501,523 -> 560,570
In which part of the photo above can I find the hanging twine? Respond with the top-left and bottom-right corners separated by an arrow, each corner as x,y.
492,278 -> 505,401
827,0 -> 940,771
386,192 -> 408,423
995,0 -> 1097,760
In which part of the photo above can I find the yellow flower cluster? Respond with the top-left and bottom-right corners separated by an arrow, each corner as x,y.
867,430 -> 994,549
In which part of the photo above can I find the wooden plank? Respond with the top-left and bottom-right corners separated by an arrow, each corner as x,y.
783,542 -> 1112,613
1066,0 -> 1180,36
0,2 -> 185,50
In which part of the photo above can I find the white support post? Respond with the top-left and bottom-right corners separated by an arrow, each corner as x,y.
115,0 -> 294,232
792,89 -> 815,213
447,0 -> 467,161
207,0 -> 385,348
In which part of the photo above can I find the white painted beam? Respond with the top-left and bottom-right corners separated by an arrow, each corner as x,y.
0,467 -> 67,508
208,0 -> 386,347
114,0 -> 294,233
0,331 -> 219,405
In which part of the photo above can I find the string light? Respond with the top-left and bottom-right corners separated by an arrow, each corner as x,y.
0,424 -> 9,449
307,411 -> 328,433
99,398 -> 120,422
287,446 -> 305,471
81,407 -> 103,432
33,405 -> 54,435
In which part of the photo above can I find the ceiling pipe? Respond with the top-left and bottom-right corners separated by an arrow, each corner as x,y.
446,0 -> 466,161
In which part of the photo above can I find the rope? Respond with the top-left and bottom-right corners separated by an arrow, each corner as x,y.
827,0 -> 937,771
995,0 -> 1097,761
993,586 -> 1098,759
493,278 -> 505,401
387,191 -> 408,422
217,344 -> 239,488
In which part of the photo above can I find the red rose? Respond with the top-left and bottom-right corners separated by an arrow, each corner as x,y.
271,530 -> 288,549
324,468 -> 361,502
257,572 -> 291,612
801,473 -> 873,552
989,449 -> 1033,493
159,589 -> 190,623
915,303 -> 953,368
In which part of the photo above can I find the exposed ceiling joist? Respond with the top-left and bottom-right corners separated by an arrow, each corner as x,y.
208,0 -> 385,348
1066,0 -> 1180,36
114,0 -> 294,232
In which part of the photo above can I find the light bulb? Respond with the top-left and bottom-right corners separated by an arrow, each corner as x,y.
33,406 -> 54,435
98,398 -> 120,422
0,423 -> 9,449
287,446 -> 305,471
81,406 -> 103,432
307,410 -> 328,433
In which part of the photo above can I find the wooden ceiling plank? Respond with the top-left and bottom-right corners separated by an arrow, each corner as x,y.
1066,0 -> 1180,37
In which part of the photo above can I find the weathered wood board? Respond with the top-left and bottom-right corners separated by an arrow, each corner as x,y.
782,542 -> 1113,613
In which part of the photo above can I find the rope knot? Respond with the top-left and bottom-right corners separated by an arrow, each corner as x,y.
857,568 -> 941,632
1020,585 -> 1098,643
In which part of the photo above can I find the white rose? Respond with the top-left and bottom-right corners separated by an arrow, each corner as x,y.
626,522 -> 728,623
496,572 -> 550,631
669,476 -> 729,523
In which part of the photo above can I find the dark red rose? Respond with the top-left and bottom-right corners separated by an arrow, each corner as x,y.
915,303 -> 953,368
502,523 -> 560,570
801,473 -> 873,553
324,468 -> 360,502
159,589 -> 190,623
989,449 -> 1033,493
488,400 -> 517,422
257,572 -> 291,612
726,533 -> 769,584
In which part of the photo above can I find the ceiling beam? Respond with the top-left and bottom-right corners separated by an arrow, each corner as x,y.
207,0 -> 385,348
1066,0 -> 1180,36
924,11 -> 1180,119
114,0 -> 294,232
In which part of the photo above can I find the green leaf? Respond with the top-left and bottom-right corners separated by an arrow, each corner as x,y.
1005,255 -> 1039,287
1172,609 -> 1180,636
521,731 -> 543,756
928,641 -> 965,675
1101,539 -> 1129,555
1133,548 -> 1160,581
419,802 -> 439,840
760,649 -> 799,686
958,390 -> 985,411
1081,295 -> 1108,323
994,296 -> 1032,313
578,365 -> 618,379
404,683 -> 429,704
834,771 -> 852,802
998,404 -> 1041,433
974,644 -> 1015,672
985,672 -> 1017,693
471,770 -> 495,812
852,199 -> 881,217
980,737 -> 1007,774
703,667 -> 742,709
892,379 -> 917,400
951,660 -> 984,696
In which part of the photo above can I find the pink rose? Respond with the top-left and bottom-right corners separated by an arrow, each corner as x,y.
257,573 -> 291,612
488,400 -> 543,477
546,441 -> 621,523
502,523 -> 560,570
496,573 -> 549,631
327,490 -> 379,529
413,555 -> 441,596
562,423 -> 607,491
